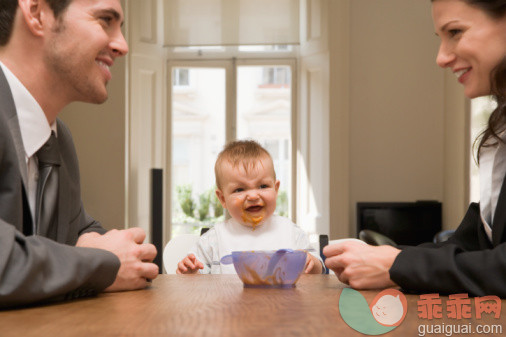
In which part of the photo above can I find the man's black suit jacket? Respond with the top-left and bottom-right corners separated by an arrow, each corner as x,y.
0,67 -> 119,308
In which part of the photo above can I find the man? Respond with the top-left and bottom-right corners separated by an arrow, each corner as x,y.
0,0 -> 158,308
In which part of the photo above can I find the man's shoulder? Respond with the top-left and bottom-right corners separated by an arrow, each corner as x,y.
56,119 -> 72,139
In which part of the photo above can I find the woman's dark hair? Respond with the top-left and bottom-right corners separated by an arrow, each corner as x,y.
0,0 -> 72,46
476,57 -> 506,160
431,0 -> 506,17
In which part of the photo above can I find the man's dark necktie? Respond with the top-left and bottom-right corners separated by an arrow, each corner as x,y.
35,132 -> 60,235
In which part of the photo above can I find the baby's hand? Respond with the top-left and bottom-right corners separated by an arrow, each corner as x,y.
304,253 -> 323,274
176,254 -> 204,274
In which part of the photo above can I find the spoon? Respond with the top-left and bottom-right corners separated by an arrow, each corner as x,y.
264,248 -> 294,276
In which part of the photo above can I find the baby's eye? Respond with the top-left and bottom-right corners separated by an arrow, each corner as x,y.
233,188 -> 244,193
260,184 -> 269,189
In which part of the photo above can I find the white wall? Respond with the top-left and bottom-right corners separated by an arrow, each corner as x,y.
348,0 -> 444,232
329,0 -> 467,237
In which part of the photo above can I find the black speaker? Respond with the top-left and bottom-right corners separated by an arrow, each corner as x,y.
151,168 -> 163,273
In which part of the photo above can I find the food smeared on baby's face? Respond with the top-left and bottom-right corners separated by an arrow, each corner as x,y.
241,211 -> 265,229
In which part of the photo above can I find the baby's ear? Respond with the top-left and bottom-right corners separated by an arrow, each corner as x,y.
275,180 -> 280,192
215,189 -> 227,209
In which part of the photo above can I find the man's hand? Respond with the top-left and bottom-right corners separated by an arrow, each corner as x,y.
76,227 -> 159,291
176,254 -> 204,274
323,241 -> 400,289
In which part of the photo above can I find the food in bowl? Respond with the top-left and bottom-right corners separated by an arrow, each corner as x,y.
222,249 -> 307,288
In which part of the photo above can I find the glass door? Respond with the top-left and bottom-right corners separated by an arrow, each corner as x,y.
169,60 -> 295,238
236,65 -> 293,217
171,66 -> 226,236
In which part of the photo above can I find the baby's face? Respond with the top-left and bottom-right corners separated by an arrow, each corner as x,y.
216,157 -> 279,228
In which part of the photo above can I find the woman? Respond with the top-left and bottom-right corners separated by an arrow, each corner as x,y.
324,0 -> 506,296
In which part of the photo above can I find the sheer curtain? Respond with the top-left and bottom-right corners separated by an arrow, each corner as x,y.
163,0 -> 300,46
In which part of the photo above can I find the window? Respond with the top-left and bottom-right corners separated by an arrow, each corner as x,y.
169,60 -> 295,237
171,67 -> 226,236
261,66 -> 291,86
172,68 -> 190,87
237,65 -> 292,218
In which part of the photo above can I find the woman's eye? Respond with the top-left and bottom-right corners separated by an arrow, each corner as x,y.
448,29 -> 461,37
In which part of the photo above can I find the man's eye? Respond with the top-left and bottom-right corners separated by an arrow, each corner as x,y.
100,16 -> 113,25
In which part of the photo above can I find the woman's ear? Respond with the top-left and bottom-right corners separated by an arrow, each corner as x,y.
215,189 -> 227,209
18,0 -> 48,37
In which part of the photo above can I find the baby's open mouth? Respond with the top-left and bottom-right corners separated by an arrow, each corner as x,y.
246,205 -> 263,212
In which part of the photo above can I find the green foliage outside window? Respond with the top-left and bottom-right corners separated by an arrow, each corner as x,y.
275,190 -> 288,217
176,184 -> 196,218
174,185 -> 224,232
174,185 -> 288,234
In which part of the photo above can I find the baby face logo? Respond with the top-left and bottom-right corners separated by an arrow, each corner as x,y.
339,288 -> 408,335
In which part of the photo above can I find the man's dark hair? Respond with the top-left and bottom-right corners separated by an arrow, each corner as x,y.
0,0 -> 72,46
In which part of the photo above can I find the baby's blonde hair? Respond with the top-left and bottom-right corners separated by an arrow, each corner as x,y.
215,140 -> 276,189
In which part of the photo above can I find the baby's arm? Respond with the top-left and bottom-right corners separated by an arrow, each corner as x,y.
176,254 -> 204,274
292,224 -> 325,273
304,252 -> 323,274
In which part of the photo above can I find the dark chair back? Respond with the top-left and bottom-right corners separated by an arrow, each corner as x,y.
358,229 -> 398,247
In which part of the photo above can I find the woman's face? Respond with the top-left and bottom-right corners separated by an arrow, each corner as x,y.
432,0 -> 506,98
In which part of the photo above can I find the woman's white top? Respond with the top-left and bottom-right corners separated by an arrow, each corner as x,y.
479,132 -> 506,241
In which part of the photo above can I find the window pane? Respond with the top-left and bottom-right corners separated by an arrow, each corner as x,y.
171,67 -> 226,237
236,65 -> 292,218
469,96 -> 497,202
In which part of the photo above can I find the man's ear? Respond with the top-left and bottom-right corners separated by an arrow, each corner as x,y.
215,189 -> 227,209
18,0 -> 48,37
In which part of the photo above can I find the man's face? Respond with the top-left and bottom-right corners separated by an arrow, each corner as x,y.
43,0 -> 128,104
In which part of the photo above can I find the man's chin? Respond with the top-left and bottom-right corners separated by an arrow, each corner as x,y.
83,90 -> 108,104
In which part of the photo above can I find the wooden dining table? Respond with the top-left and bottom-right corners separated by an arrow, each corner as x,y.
1,274 -> 505,336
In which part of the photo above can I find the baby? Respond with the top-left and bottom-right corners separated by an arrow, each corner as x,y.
177,140 -> 323,274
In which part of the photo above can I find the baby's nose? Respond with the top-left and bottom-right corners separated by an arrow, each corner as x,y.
246,190 -> 260,200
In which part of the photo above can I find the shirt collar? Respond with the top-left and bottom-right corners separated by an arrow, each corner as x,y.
0,61 -> 57,159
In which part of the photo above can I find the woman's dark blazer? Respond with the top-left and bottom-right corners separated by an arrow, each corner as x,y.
390,177 -> 506,297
